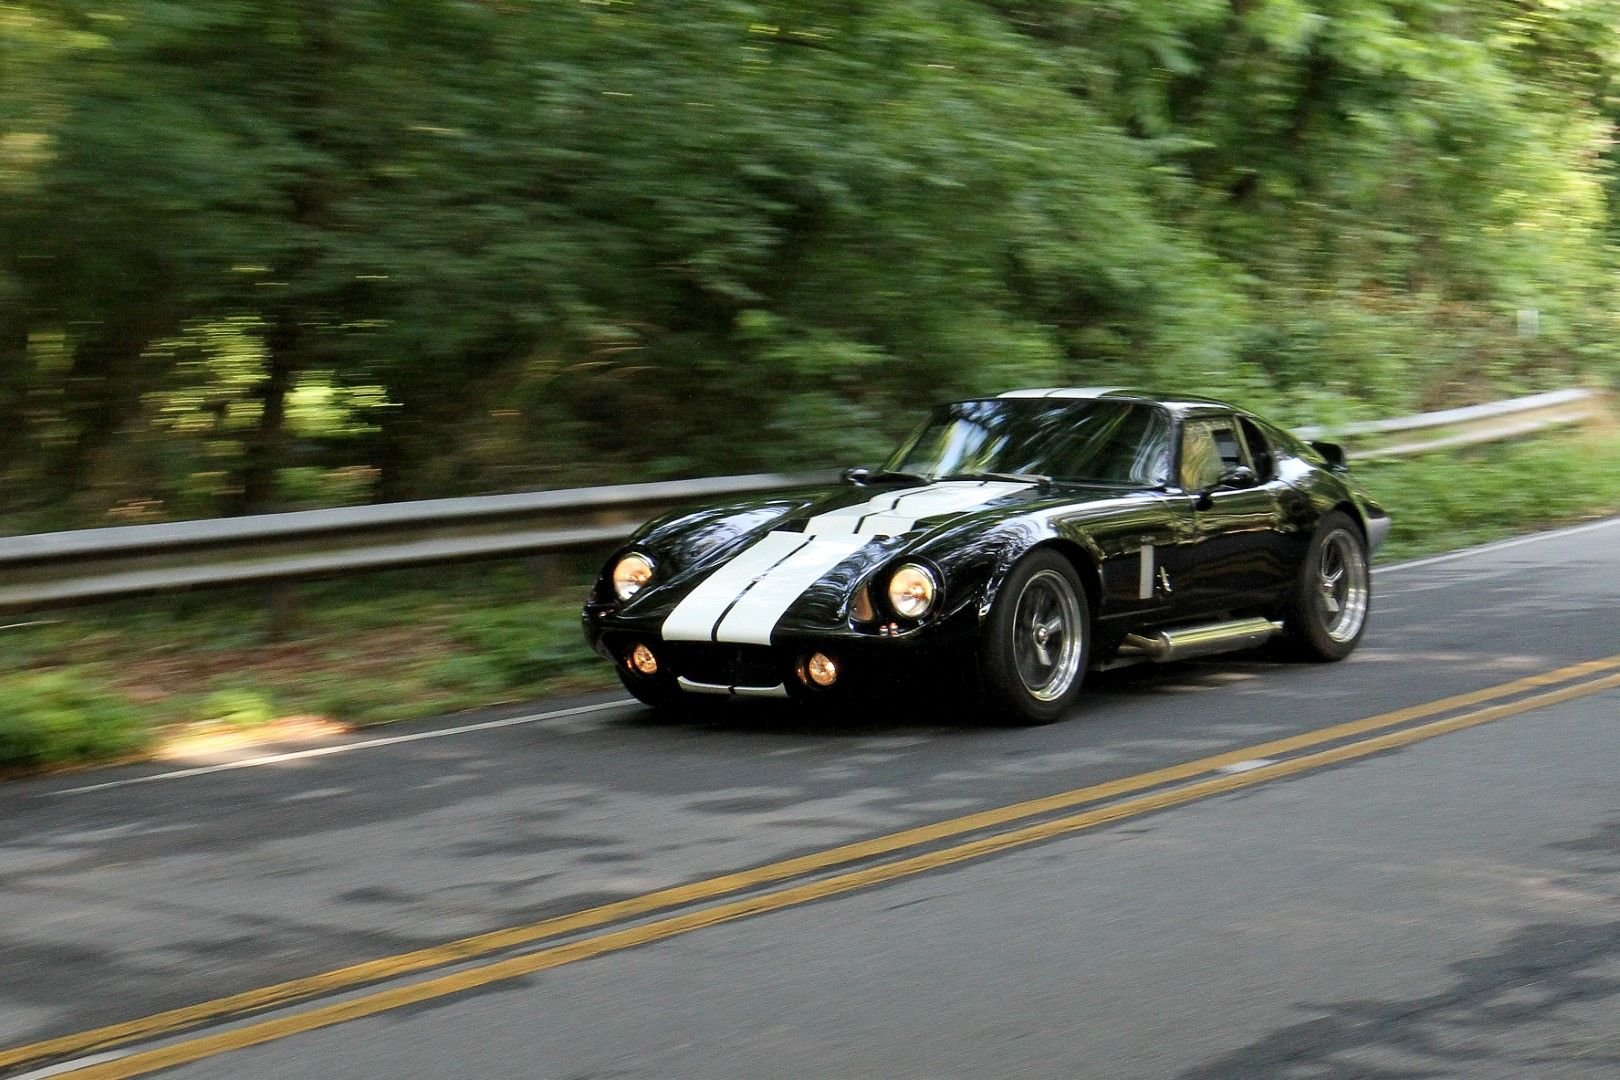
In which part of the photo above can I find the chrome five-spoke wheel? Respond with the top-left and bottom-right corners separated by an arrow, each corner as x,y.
981,550 -> 1091,724
1315,526 -> 1369,644
1285,510 -> 1371,661
1012,568 -> 1085,702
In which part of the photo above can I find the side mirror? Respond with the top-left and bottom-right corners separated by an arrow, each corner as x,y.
1310,440 -> 1348,473
841,467 -> 871,485
1215,465 -> 1257,490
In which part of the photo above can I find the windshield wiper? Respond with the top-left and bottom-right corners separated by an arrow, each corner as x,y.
939,471 -> 1053,488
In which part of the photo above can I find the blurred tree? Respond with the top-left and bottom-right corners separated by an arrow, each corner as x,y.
0,0 -> 1615,528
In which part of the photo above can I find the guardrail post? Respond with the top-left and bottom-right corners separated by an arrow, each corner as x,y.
524,555 -> 559,597
265,579 -> 299,643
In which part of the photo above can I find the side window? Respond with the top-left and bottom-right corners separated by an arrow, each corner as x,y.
1238,416 -> 1275,482
1134,413 -> 1174,486
1212,423 -> 1246,470
1179,418 -> 1247,491
1179,422 -> 1220,490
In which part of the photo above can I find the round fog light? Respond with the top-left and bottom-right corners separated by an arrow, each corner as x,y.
628,643 -> 659,676
804,652 -> 838,688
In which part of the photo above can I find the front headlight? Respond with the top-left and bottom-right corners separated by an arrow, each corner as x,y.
611,552 -> 655,601
886,563 -> 938,619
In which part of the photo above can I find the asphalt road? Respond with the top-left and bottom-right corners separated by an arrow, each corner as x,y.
3,517 -> 1618,1079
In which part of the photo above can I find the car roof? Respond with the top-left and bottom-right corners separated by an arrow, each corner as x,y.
992,387 -> 1242,417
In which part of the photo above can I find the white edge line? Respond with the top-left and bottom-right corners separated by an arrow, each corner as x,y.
12,1048 -> 132,1080
1378,515 -> 1620,575
44,699 -> 635,797
1216,758 -> 1276,775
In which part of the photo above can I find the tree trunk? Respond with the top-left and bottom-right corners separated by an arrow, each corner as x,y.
45,325 -> 157,501
372,404 -> 410,503
236,0 -> 337,515
0,307 -> 32,497
239,309 -> 300,513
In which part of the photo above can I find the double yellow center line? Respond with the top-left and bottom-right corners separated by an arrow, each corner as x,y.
9,653 -> 1620,1079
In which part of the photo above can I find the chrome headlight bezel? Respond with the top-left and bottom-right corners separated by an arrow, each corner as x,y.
886,562 -> 939,620
610,552 -> 656,602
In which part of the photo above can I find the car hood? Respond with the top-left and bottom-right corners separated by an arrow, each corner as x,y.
778,478 -> 1046,536
614,478 -> 1141,644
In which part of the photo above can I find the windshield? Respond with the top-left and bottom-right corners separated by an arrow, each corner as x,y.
884,398 -> 1173,486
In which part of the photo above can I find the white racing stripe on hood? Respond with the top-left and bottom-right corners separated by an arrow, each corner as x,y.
661,531 -> 811,642
792,485 -> 930,537
810,480 -> 1032,538
712,535 -> 870,645
662,481 -> 1033,645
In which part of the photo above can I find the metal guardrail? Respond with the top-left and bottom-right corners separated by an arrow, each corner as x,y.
0,389 -> 1606,612
1295,387 -> 1607,458
0,471 -> 838,611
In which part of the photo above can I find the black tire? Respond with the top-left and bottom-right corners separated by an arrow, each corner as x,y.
616,669 -> 684,711
1282,510 -> 1371,661
979,549 -> 1091,725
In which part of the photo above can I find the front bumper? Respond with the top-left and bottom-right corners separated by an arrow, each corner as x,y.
584,603 -> 979,701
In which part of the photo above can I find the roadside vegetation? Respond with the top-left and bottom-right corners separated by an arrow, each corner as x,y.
5,423 -> 1619,774
4,2 -> 1620,532
1359,422 -> 1620,560
0,569 -> 616,774
5,2 -> 1620,770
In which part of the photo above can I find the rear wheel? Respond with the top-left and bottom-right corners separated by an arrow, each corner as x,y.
1283,511 -> 1370,661
979,549 -> 1090,725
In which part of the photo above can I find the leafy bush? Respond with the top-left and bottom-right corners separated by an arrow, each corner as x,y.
425,655 -> 508,696
1361,428 -> 1620,560
0,673 -> 150,769
299,673 -> 420,727
196,688 -> 276,728
448,602 -> 598,689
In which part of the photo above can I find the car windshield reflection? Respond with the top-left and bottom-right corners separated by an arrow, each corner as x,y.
884,398 -> 1173,487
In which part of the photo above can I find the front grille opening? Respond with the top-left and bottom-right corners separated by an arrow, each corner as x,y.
669,644 -> 782,689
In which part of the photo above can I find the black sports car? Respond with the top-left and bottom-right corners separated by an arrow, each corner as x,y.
582,388 -> 1390,723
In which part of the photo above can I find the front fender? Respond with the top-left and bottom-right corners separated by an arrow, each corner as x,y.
977,530 -> 1107,621
905,515 -> 1104,626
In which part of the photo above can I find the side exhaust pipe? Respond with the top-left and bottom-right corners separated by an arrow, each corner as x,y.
1119,617 -> 1283,663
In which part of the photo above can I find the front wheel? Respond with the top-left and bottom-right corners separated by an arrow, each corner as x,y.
979,549 -> 1091,725
1282,510 -> 1371,661
617,669 -> 685,712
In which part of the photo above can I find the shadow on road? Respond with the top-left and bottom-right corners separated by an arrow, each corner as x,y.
1179,818 -> 1620,1079
611,652 -> 1294,739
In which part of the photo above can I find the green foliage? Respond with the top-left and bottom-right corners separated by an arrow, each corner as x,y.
196,688 -> 276,728
1360,428 -> 1620,559
424,655 -> 508,698
446,602 -> 601,689
1,0 -> 1618,527
307,673 -> 429,727
0,672 -> 149,769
